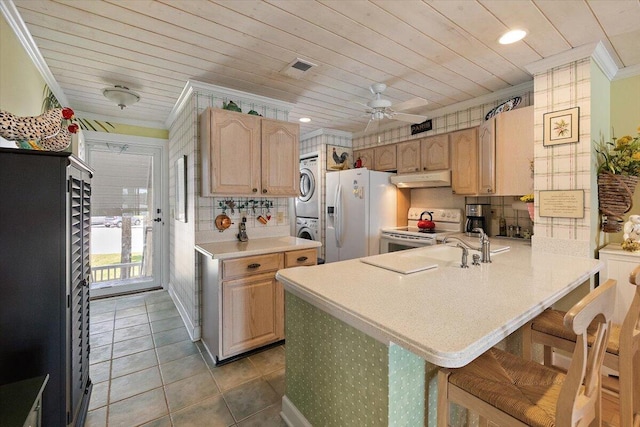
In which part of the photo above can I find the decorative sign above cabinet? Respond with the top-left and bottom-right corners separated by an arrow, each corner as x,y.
411,119 -> 433,135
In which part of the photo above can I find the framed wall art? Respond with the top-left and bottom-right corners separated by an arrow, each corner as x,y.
327,145 -> 352,171
543,107 -> 580,146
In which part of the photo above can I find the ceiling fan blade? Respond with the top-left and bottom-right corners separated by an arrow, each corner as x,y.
392,97 -> 428,112
364,117 -> 379,133
390,112 -> 428,124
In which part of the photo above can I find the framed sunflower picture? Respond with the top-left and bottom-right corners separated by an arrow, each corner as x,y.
543,107 -> 579,146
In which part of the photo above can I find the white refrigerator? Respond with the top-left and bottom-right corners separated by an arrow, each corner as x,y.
325,168 -> 397,262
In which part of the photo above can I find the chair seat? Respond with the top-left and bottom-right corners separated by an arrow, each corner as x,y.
531,308 -> 621,355
449,347 -> 570,427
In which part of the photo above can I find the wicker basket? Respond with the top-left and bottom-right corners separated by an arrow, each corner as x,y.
598,172 -> 639,232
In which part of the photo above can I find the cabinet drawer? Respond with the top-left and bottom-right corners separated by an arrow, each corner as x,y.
223,253 -> 282,280
285,249 -> 317,267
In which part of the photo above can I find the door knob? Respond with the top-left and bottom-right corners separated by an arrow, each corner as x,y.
154,217 -> 162,222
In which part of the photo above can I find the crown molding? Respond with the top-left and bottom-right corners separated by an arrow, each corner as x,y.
74,110 -> 166,130
165,79 -> 296,128
301,128 -> 352,141
0,0 -> 69,106
525,41 -> 619,80
614,63 -> 640,81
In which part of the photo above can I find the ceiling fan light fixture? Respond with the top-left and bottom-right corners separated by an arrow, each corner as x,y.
103,85 -> 140,109
299,117 -> 311,123
499,29 -> 527,45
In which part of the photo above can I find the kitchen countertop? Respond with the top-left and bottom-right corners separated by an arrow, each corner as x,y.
276,239 -> 602,367
195,236 -> 321,259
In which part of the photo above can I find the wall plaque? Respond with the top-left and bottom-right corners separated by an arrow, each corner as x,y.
410,119 -> 433,135
539,190 -> 584,218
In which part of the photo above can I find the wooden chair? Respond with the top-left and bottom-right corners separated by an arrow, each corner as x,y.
523,266 -> 640,427
437,279 -> 616,427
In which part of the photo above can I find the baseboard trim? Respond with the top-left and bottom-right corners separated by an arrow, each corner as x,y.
168,284 -> 201,341
281,395 -> 312,427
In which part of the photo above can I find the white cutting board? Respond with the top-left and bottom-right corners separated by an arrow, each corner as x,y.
360,252 -> 438,274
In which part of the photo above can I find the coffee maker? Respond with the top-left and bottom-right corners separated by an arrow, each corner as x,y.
465,204 -> 491,236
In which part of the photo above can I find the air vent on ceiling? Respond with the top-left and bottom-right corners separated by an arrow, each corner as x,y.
281,58 -> 317,79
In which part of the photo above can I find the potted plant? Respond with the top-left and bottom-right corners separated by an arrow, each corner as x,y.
595,127 -> 640,232
520,194 -> 534,221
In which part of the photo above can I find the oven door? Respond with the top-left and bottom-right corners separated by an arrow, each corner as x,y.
379,234 -> 436,253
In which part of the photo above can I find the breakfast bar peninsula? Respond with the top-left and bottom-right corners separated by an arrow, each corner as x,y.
275,239 -> 603,426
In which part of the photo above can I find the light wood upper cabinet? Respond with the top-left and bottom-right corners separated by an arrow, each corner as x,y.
478,119 -> 496,195
397,140 -> 421,173
421,134 -> 449,171
450,128 -> 479,195
261,118 -> 300,196
200,108 -> 299,196
374,145 -> 397,171
495,106 -> 533,195
353,148 -> 374,170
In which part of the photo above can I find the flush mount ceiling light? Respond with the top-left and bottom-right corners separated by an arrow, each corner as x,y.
499,29 -> 527,45
103,85 -> 140,109
299,117 -> 311,123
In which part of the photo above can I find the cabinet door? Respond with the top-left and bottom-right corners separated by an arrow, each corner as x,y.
374,145 -> 397,171
222,273 -> 279,357
478,119 -> 496,195
495,106 -> 534,195
261,119 -> 300,196
450,128 -> 478,195
421,134 -> 449,171
397,140 -> 421,173
354,148 -> 374,169
202,109 -> 261,195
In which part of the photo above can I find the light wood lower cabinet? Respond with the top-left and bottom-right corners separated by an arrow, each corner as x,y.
200,247 -> 317,363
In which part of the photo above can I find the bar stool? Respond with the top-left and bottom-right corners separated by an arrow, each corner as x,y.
523,265 -> 640,426
437,279 -> 616,427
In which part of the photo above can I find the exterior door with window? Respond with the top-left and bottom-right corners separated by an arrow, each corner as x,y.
86,138 -> 165,297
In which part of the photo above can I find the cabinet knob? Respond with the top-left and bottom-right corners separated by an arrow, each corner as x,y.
262,189 -> 268,194
252,188 -> 258,193
296,256 -> 308,262
247,263 -> 261,269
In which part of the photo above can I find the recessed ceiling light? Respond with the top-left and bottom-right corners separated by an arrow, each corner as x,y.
299,117 -> 311,123
499,29 -> 527,45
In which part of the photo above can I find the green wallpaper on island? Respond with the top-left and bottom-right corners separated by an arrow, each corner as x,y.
286,293 -> 389,426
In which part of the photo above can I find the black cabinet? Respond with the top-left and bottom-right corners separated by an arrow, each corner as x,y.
0,148 -> 93,426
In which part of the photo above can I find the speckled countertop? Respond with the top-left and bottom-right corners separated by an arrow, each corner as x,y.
276,239 -> 602,368
195,236 -> 321,259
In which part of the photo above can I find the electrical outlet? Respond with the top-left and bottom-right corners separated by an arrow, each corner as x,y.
277,211 -> 284,224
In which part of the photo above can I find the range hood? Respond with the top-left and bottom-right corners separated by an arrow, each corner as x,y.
390,170 -> 451,188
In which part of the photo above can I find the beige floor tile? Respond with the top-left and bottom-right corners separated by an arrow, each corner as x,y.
91,299 -> 117,314
156,340 -> 200,364
107,388 -> 168,427
140,415 -> 173,427
151,316 -> 186,333
113,323 -> 152,343
153,326 -> 190,347
148,307 -> 180,322
90,344 -> 112,365
147,300 -> 177,313
112,335 -> 155,359
160,353 -> 208,385
111,348 -> 158,379
115,305 -> 147,319
91,310 -> 115,324
236,403 -> 286,427
144,292 -> 173,304
248,346 -> 285,375
165,371 -> 220,412
90,360 -> 111,384
90,330 -> 114,347
223,378 -> 280,422
115,295 -> 147,310
114,313 -> 149,330
91,320 -> 115,336
85,406 -> 107,427
211,358 -> 260,391
110,366 -> 163,403
171,394 -> 235,427
88,381 -> 109,411
264,368 -> 285,397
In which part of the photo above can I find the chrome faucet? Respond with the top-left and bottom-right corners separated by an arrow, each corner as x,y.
472,228 -> 491,263
442,236 -> 472,268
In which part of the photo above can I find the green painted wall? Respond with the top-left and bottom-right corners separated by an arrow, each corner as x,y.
0,14 -> 45,116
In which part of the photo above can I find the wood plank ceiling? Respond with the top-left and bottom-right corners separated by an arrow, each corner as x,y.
9,0 -> 640,135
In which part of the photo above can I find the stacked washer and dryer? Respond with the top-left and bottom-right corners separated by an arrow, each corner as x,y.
295,154 -> 322,262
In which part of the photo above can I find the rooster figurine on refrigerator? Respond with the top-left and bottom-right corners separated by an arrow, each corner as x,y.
0,107 -> 79,151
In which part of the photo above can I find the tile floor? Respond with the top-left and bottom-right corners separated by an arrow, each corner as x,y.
86,290 -> 286,427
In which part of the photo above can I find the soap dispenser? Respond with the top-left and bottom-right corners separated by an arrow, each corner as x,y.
237,216 -> 248,242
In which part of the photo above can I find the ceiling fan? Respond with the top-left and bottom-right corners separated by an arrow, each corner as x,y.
357,83 -> 429,132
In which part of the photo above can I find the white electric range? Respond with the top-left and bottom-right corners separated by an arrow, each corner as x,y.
380,208 -> 463,253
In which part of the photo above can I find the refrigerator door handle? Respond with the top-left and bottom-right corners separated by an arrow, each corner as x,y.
335,183 -> 343,248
